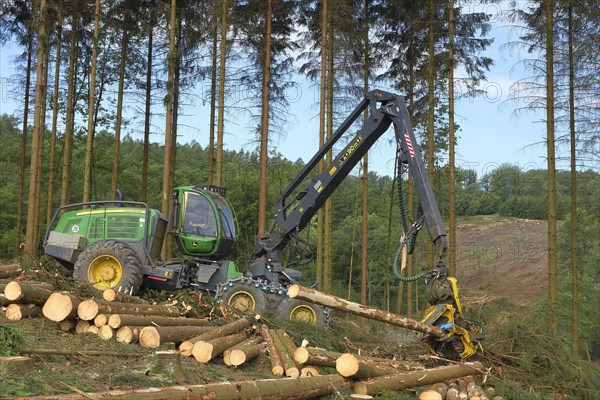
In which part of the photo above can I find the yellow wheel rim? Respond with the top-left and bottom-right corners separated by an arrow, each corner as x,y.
227,291 -> 256,313
88,255 -> 123,290
289,305 -> 317,324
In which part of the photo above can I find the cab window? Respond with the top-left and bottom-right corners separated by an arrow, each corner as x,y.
183,192 -> 217,236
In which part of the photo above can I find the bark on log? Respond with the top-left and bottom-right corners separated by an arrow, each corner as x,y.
192,332 -> 248,363
98,325 -> 115,340
15,348 -> 147,357
139,325 -> 214,348
336,353 -> 398,380
42,292 -> 81,322
288,285 -> 445,338
108,314 -> 209,329
75,320 -> 91,334
223,336 -> 264,366
0,293 -> 9,306
9,374 -> 349,400
4,281 -> 53,305
353,362 -> 484,396
77,299 -> 180,321
102,288 -> 149,304
275,328 -> 299,365
294,347 -> 414,370
116,326 -> 144,344
229,342 -> 267,367
179,318 -> 250,356
272,329 -> 299,377
259,324 -> 284,375
59,320 -> 77,332
0,264 -> 22,279
6,303 -> 42,321
94,314 -> 108,327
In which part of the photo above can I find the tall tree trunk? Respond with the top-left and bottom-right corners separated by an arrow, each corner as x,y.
324,8 -> 334,294
426,0 -> 436,270
361,0 -> 369,306
60,1 -> 78,206
169,25 -> 181,206
207,16 -> 218,186
33,40 -> 51,241
23,0 -> 48,264
141,14 -> 153,203
316,0 -> 328,290
545,0 -> 557,334
16,32 -> 33,257
161,0 -> 177,260
82,0 -> 101,203
46,0 -> 63,226
112,10 -> 130,199
215,0 -> 227,186
257,0 -> 273,238
567,2 -> 578,355
448,0 -> 456,277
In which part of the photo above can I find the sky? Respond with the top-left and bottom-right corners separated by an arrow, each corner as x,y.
0,0 -> 558,182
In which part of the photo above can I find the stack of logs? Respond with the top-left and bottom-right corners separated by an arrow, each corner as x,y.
1,264 -> 499,400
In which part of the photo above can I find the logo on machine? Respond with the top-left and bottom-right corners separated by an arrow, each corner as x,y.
338,136 -> 362,166
71,225 -> 79,233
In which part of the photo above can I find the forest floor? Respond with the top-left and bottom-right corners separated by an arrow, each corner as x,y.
0,215 -> 557,399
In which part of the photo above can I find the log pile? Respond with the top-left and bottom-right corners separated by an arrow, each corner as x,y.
1,281 -> 496,399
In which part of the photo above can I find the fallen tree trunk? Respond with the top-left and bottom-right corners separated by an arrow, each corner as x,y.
288,285 -> 445,338
102,288 -> 149,304
192,332 -> 248,363
5,304 -> 42,321
179,318 -> 250,356
0,264 -> 22,279
223,336 -> 264,366
293,347 -> 413,370
336,353 -> 398,380
353,362 -> 484,396
139,325 -> 214,348
42,292 -> 81,322
77,299 -> 180,321
116,326 -> 144,344
4,282 -> 53,305
11,374 -> 349,400
272,329 -> 299,378
15,348 -> 147,358
108,314 -> 209,329
260,324 -> 284,375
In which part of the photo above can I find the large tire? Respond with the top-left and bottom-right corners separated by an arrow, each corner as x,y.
73,240 -> 143,295
220,282 -> 268,315
277,298 -> 327,327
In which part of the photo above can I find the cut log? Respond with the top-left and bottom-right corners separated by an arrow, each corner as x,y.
5,374 -> 349,399
15,348 -> 147,357
108,314 -> 209,329
446,387 -> 460,400
88,325 -> 100,335
300,366 -> 320,377
349,395 -> 374,400
336,353 -> 398,380
192,332 -> 248,363
419,390 -> 443,400
272,329 -> 299,378
0,264 -> 22,279
353,362 -> 484,396
259,324 -> 284,375
429,383 -> 448,398
98,325 -> 115,340
102,288 -> 149,304
223,336 -> 264,366
59,320 -> 78,332
179,318 -> 250,356
75,320 -> 91,334
94,314 -> 108,327
139,325 -> 214,348
42,292 -> 81,322
4,281 -> 53,305
149,350 -> 186,384
293,347 -> 414,370
116,326 -> 144,344
6,303 -> 42,321
229,342 -> 267,367
288,285 -> 445,338
275,328 -> 299,365
77,299 -> 180,321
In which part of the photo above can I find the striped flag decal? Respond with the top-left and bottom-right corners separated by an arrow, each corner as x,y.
404,131 -> 415,158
